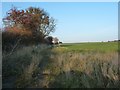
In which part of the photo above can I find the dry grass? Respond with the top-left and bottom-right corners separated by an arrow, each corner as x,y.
48,50 -> 119,88
2,44 -> 120,88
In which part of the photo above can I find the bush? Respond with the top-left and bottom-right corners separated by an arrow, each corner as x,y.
2,26 -> 45,52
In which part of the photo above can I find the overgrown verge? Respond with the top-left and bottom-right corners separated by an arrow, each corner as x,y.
2,45 -> 119,88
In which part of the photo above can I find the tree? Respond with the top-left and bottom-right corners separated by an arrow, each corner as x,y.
3,6 -> 56,43
45,36 -> 54,45
2,6 -> 56,52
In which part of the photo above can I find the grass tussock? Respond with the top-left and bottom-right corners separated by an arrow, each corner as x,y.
2,43 -> 120,88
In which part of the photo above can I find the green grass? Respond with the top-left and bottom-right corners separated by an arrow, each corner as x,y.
60,42 -> 118,53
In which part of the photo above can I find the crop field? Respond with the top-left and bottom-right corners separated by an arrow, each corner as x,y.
2,42 -> 120,88
59,42 -> 118,52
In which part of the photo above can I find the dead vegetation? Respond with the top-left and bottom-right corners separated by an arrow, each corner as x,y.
2,44 -> 119,88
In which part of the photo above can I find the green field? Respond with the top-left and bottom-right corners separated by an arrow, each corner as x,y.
64,42 -> 118,51
3,42 -> 119,88
53,42 -> 119,53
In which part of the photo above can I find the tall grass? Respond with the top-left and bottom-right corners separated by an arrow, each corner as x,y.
48,50 -> 119,88
2,43 -> 119,88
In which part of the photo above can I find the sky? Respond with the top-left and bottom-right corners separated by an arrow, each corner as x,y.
1,2 -> 118,43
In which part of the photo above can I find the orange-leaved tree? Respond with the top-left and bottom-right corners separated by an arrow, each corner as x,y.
2,6 -> 56,51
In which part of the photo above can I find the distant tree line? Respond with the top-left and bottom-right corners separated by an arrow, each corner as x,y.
2,6 -> 58,52
108,40 -> 120,42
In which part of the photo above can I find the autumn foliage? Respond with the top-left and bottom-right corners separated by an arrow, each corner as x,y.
2,7 -> 56,51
